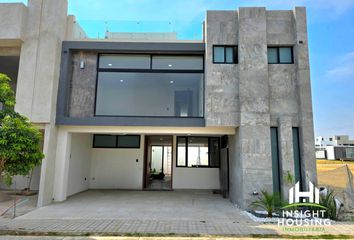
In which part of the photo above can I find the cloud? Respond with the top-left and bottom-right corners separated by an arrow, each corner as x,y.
327,51 -> 354,79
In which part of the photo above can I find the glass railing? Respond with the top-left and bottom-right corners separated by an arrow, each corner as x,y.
73,20 -> 204,41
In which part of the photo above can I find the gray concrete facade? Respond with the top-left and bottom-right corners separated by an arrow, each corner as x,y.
0,1 -> 316,210
205,7 -> 316,207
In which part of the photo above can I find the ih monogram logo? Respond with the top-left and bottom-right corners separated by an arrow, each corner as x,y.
289,181 -> 320,204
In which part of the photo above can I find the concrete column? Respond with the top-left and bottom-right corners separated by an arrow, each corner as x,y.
37,123 -> 57,207
15,0 -> 68,207
15,0 -> 68,122
278,117 -> 295,200
232,8 -> 272,209
53,128 -> 72,202
293,7 -> 317,186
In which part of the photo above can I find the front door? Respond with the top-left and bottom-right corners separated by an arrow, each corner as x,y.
143,136 -> 173,190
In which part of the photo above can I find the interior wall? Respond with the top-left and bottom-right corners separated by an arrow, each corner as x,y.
67,133 -> 92,197
89,136 -> 144,189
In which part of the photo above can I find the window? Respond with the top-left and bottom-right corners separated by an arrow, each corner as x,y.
213,46 -> 237,64
93,135 -> 117,148
95,72 -> 203,117
292,128 -> 302,189
93,134 -> 140,148
177,137 -> 187,166
95,54 -> 204,117
176,136 -> 220,168
117,135 -> 140,148
99,54 -> 151,69
267,47 -> 293,64
271,128 -> 281,195
152,56 -> 203,70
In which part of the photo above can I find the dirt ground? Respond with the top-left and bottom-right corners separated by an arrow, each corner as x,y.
317,159 -> 354,189
317,159 -> 354,221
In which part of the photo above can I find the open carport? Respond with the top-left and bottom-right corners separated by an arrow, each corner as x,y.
18,190 -> 244,221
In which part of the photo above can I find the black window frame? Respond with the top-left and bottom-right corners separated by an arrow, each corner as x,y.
212,45 -> 238,64
97,53 -> 204,73
267,46 -> 294,64
94,53 -> 205,118
92,134 -> 141,149
270,127 -> 281,196
176,136 -> 220,168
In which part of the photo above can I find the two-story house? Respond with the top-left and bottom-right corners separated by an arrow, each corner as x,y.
0,0 -> 316,209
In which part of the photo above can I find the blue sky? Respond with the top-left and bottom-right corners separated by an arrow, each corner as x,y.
1,0 -> 354,138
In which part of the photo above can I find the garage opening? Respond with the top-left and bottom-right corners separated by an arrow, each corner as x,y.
65,133 -> 226,200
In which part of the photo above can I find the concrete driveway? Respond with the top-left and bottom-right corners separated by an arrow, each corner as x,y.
17,190 -> 247,222
6,190 -> 353,236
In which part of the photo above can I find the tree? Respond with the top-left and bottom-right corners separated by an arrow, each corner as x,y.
0,73 -> 44,186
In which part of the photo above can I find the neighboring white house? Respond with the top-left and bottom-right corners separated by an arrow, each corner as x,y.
315,135 -> 354,160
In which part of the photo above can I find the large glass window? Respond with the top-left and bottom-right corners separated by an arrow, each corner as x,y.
96,54 -> 204,117
268,47 -> 293,64
95,72 -> 203,117
177,136 -> 220,168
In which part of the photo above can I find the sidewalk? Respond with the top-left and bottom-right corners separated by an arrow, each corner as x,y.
0,218 -> 353,237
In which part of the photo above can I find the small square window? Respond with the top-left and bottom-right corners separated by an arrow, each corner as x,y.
268,47 -> 293,64
213,46 -> 237,64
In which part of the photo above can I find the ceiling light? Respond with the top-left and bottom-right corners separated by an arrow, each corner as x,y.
170,80 -> 174,84
108,63 -> 112,66
168,64 -> 172,67
120,79 -> 124,82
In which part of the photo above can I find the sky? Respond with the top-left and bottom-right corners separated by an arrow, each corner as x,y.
1,0 -> 354,138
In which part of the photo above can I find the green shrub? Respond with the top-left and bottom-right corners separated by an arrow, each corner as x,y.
250,190 -> 283,217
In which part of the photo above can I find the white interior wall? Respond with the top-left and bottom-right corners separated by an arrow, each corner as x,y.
67,133 -> 92,197
89,136 -> 144,189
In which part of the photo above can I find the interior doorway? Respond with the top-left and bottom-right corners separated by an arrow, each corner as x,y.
144,136 -> 173,190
